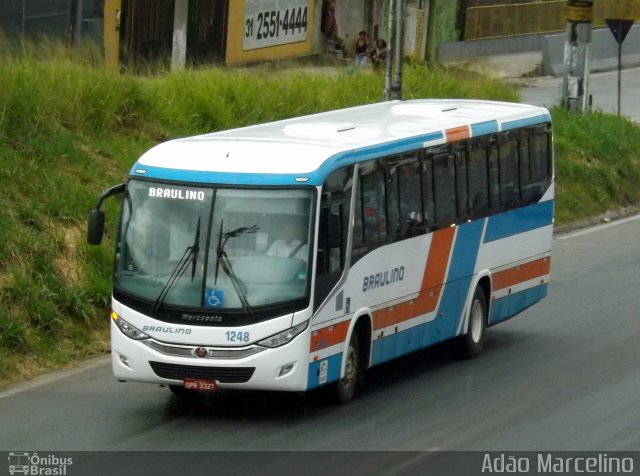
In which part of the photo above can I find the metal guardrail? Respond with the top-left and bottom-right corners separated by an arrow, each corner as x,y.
464,0 -> 640,41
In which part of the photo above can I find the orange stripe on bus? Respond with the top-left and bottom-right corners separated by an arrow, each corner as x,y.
445,126 -> 470,142
492,257 -> 551,291
373,227 -> 456,330
310,320 -> 350,352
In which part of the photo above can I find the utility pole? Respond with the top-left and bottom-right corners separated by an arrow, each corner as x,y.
384,0 -> 395,101
384,0 -> 404,101
171,0 -> 188,71
561,0 -> 593,112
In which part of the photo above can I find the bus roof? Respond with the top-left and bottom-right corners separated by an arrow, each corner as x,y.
132,99 -> 551,186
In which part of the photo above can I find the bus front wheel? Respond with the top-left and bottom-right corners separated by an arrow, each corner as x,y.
335,333 -> 361,404
460,286 -> 487,358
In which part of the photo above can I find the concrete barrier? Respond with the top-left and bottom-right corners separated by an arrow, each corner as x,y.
437,24 -> 640,78
542,24 -> 640,76
438,34 -> 545,63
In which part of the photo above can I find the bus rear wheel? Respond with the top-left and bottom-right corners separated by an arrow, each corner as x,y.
335,333 -> 361,404
460,286 -> 487,359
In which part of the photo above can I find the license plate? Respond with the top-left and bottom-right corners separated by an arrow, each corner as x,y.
183,378 -> 217,391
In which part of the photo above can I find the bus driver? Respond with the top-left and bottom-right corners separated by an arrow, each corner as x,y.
266,224 -> 307,259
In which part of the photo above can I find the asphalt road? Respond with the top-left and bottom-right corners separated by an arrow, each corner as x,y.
1,215 -> 639,453
520,66 -> 640,122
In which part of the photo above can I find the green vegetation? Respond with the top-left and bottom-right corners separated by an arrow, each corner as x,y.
551,108 -> 640,224
0,45 -> 639,385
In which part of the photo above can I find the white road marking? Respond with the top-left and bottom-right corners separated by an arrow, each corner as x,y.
556,214 -> 640,241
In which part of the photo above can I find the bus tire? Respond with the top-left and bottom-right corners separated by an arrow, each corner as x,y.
460,286 -> 487,359
335,332 -> 361,404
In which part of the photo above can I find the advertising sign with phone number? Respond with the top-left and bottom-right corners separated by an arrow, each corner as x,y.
243,0 -> 309,50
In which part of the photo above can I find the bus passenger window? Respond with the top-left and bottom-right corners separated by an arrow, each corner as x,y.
315,166 -> 354,311
530,133 -> 550,185
360,161 -> 387,242
386,162 -> 400,236
499,137 -> 519,208
422,157 -> 435,229
352,160 -> 387,264
318,167 -> 353,275
467,145 -> 489,217
518,135 -> 535,203
521,130 -> 551,203
432,154 -> 456,227
455,149 -> 469,218
394,156 -> 423,237
488,143 -> 501,210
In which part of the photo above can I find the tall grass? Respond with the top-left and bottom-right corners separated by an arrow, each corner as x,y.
552,107 -> 640,223
0,42 -> 638,383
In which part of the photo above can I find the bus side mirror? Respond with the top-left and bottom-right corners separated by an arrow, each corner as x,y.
87,182 -> 126,246
87,209 -> 105,245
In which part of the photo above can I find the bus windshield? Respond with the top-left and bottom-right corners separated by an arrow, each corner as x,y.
115,180 -> 314,321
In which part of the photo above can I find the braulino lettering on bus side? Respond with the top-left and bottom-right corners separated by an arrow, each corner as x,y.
363,266 -> 405,292
142,325 -> 193,335
148,187 -> 205,201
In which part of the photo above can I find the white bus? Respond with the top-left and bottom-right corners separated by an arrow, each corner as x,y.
88,99 -> 553,403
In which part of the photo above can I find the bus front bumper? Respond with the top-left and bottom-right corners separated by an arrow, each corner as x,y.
111,319 -> 310,392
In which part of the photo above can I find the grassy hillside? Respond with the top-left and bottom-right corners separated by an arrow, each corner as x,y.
551,108 -> 640,223
1,47 -> 639,385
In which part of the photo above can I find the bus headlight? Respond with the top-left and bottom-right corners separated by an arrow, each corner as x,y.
112,312 -> 150,340
257,321 -> 308,348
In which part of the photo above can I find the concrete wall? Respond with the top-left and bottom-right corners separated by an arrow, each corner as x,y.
438,33 -> 544,63
542,24 -> 640,76
427,0 -> 461,62
333,0 -> 366,56
437,24 -> 640,78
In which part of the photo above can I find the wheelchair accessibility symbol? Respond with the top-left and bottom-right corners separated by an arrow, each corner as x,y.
205,289 -> 224,308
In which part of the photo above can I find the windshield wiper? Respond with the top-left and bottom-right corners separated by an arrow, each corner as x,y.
191,217 -> 201,280
152,217 -> 201,314
214,223 -> 259,317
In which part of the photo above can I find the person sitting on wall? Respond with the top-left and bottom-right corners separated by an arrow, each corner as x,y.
369,38 -> 387,72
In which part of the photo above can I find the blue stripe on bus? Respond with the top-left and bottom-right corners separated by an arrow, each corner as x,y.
484,200 -> 553,243
311,131 -> 444,182
307,353 -> 342,390
370,285 -> 548,369
131,131 -> 445,187
370,220 -> 485,367
131,116 -> 551,187
501,114 -> 550,131
489,283 -> 548,326
371,323 -> 428,365
430,219 -> 485,342
353,132 -> 444,161
471,120 -> 498,137
130,165 -> 312,186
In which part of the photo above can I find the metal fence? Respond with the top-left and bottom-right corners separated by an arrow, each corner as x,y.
463,0 -> 640,41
